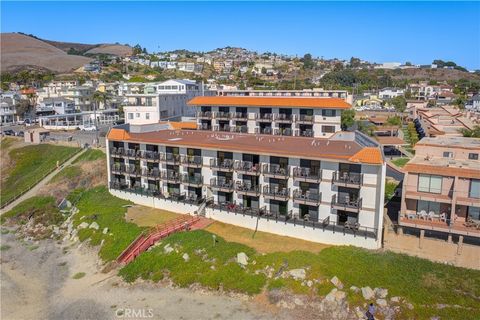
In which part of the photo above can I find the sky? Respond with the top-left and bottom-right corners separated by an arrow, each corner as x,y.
2,1 -> 480,69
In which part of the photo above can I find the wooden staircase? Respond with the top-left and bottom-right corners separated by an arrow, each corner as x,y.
116,215 -> 202,264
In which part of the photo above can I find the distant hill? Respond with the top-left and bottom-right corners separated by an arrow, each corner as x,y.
1,33 -> 92,73
43,38 -> 132,57
85,44 -> 133,57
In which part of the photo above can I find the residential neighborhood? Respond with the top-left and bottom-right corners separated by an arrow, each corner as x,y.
1,2 -> 479,320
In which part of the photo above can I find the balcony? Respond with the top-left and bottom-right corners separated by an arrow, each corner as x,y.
399,212 -> 480,238
140,150 -> 160,161
110,164 -> 125,174
255,127 -> 273,135
231,112 -> 248,121
210,178 -> 234,192
110,182 -> 162,198
213,125 -> 230,132
161,171 -> 181,183
181,155 -> 203,167
332,171 -> 363,188
299,129 -> 314,137
234,161 -> 261,175
293,167 -> 322,182
141,168 -> 161,179
262,164 -> 290,179
263,186 -> 289,200
197,123 -> 212,131
181,174 -> 203,187
274,128 -> 293,136
215,111 -> 231,120
235,182 -> 260,196
197,111 -> 213,119
230,126 -> 248,133
257,113 -> 274,122
123,165 -> 141,176
331,194 -> 362,213
293,189 -> 321,205
124,149 -> 140,158
161,153 -> 181,164
275,113 -> 294,123
297,114 -> 314,124
110,147 -> 125,157
210,158 -> 234,171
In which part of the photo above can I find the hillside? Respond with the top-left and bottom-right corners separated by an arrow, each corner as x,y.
389,67 -> 480,82
0,33 -> 92,73
85,44 -> 132,57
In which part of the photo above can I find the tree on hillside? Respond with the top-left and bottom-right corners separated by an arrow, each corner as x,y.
302,53 -> 314,69
133,44 -> 142,55
391,96 -> 407,113
459,126 -> 480,138
341,109 -> 356,130
349,57 -> 361,68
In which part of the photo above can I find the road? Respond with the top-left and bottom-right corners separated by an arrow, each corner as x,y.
0,148 -> 87,214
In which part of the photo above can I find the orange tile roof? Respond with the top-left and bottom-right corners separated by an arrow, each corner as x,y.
188,96 -> 351,109
404,163 -> 480,179
169,121 -> 197,130
108,128 -> 131,140
348,147 -> 384,165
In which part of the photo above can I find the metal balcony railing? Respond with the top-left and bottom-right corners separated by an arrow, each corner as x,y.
230,126 -> 248,133
181,155 -> 203,167
234,161 -> 261,175
332,171 -> 363,187
255,127 -> 273,135
160,153 -> 181,164
161,170 -> 181,183
181,174 -> 203,186
235,182 -> 260,195
210,178 -> 234,191
332,194 -> 362,212
141,168 -> 161,179
293,189 -> 321,205
231,112 -> 248,120
274,128 -> 293,136
213,125 -> 230,132
210,158 -> 234,171
215,111 -> 231,120
275,113 -> 294,122
297,114 -> 314,123
293,167 -> 322,182
263,186 -> 289,200
262,164 -> 289,178
140,150 -> 160,161
198,123 -> 212,130
197,111 -> 213,119
257,113 -> 274,121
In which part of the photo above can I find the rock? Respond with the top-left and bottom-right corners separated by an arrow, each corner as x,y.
89,222 -> 99,230
182,253 -> 190,262
236,252 -> 249,266
78,222 -> 89,229
324,288 -> 338,303
306,280 -> 313,287
277,300 -> 295,309
288,268 -> 306,280
334,290 -> 346,302
102,227 -> 109,234
375,287 -> 388,299
361,286 -> 375,300
330,276 -> 344,289
164,244 -> 174,254
376,298 -> 388,307
350,285 -> 360,293
210,265 -> 215,270
355,306 -> 365,319
406,303 -> 414,310
294,298 -> 304,306
390,296 -> 401,303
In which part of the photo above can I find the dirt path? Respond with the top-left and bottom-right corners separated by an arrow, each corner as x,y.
0,230 -> 286,320
0,148 -> 87,214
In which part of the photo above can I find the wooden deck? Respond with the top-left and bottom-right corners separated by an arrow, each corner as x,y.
399,216 -> 480,238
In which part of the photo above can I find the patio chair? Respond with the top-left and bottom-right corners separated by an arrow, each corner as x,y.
428,211 -> 435,221
418,210 -> 427,220
439,212 -> 447,222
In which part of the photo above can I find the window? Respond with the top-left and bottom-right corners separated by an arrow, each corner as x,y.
418,174 -> 442,193
468,206 -> 480,220
469,153 -> 479,160
322,125 -> 336,133
128,113 -> 133,120
136,113 -> 140,118
145,113 -> 150,120
417,200 -> 440,214
470,179 -> 480,199
322,109 -> 336,117
443,151 -> 453,158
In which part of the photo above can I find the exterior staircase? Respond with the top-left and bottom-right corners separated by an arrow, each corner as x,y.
117,215 -> 202,264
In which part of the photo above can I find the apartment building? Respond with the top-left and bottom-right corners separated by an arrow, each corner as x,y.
218,89 -> 352,104
58,85 -> 94,111
0,91 -> 20,124
106,120 -> 386,249
399,136 -> 480,241
190,96 -> 349,138
123,79 -> 213,125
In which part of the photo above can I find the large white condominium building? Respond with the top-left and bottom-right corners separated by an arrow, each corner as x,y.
190,96 -> 348,138
123,79 -> 214,125
106,96 -> 386,249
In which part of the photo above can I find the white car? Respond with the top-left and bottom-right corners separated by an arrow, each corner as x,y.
82,126 -> 97,131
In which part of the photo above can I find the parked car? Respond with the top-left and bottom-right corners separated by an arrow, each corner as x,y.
3,129 -> 15,136
82,125 -> 97,131
16,131 -> 25,137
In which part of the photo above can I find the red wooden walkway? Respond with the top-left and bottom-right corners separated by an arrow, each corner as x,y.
117,215 -> 203,264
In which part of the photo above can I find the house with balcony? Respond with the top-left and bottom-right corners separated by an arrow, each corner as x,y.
36,97 -> 76,115
0,91 -> 20,124
106,122 -> 386,249
399,136 -> 480,241
189,96 -> 348,138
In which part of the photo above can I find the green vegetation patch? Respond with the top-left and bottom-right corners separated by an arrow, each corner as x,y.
50,165 -> 83,184
1,144 -> 79,206
385,180 -> 399,201
1,196 -> 63,226
72,149 -> 105,164
0,244 -> 11,251
391,157 -> 410,167
71,186 -> 144,262
72,272 -> 86,279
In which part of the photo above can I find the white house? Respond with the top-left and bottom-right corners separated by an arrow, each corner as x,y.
378,87 -> 405,99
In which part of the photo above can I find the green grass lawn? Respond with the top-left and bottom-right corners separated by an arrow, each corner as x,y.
50,165 -> 83,184
385,180 -> 399,201
391,157 -> 410,167
1,144 -> 80,206
70,186 -> 145,262
72,148 -> 105,164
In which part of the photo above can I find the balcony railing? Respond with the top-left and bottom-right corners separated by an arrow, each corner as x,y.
293,167 -> 322,182
141,168 -> 161,179
231,112 -> 248,120
235,182 -> 260,196
257,113 -> 274,122
234,161 -> 261,175
109,182 -> 162,198
255,127 -> 273,135
140,150 -> 160,161
110,164 -> 125,174
160,153 -> 181,164
275,113 -> 294,122
110,147 -> 125,156
331,194 -> 362,212
274,128 -> 293,136
297,114 -> 314,123
213,125 -> 230,132
263,186 -> 289,200
181,155 -> 203,167
293,189 -> 321,205
230,126 -> 248,133
124,149 -> 140,158
198,123 -> 212,130
197,111 -> 213,119
161,170 -> 181,183
262,164 -> 290,178
210,158 -> 234,171
210,178 -> 234,191
181,174 -> 203,187
215,111 -> 231,120
332,171 -> 363,187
